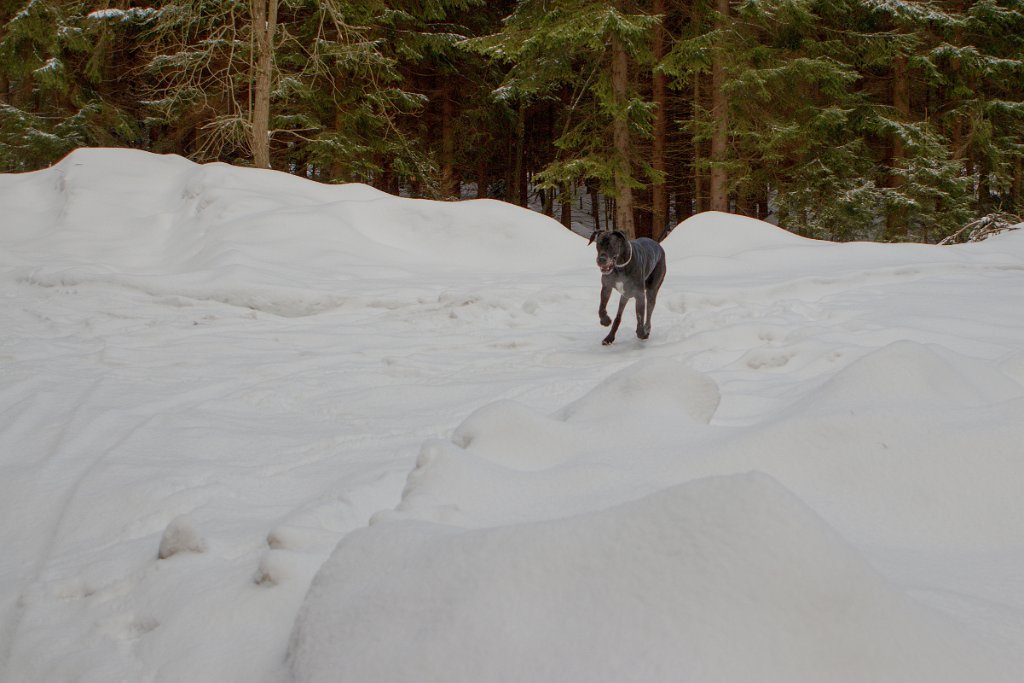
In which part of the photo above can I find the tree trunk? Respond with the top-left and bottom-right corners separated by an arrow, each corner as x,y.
651,0 -> 669,239
328,78 -> 347,182
672,89 -> 694,223
736,190 -> 753,217
978,164 -> 992,213
476,159 -> 488,198
514,102 -> 527,206
440,82 -> 457,198
1012,155 -> 1022,212
611,33 -> 636,239
504,128 -> 515,203
757,183 -> 769,220
948,0 -> 968,163
589,180 -> 602,232
634,186 -> 653,238
709,0 -> 729,212
693,72 -> 707,213
560,184 -> 573,229
886,53 -> 911,237
251,0 -> 277,169
542,188 -> 554,216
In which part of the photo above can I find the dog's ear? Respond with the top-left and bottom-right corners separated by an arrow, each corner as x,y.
587,229 -> 601,246
611,230 -> 627,242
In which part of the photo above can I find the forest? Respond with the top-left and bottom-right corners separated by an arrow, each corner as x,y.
1,0 -> 1022,242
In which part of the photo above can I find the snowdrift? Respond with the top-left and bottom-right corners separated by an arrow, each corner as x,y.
291,347 -> 1024,682
291,475 -> 1016,683
3,149 -> 1024,683
364,344 -> 1024,549
2,148 -> 582,316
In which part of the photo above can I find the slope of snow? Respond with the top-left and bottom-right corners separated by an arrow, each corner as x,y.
4,148 -> 581,317
293,475 -> 1018,683
2,149 -> 1023,682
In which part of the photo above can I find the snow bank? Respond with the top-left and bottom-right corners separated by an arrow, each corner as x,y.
664,210 -> 811,256
794,339 -> 1024,411
372,341 -> 1024,548
3,148 -> 582,316
290,473 -> 1017,683
292,338 -> 1024,680
663,209 -> 1024,291
379,359 -> 720,528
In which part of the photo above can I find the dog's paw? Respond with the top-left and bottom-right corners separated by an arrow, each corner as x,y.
600,314 -> 611,327
602,336 -> 615,346
637,326 -> 650,340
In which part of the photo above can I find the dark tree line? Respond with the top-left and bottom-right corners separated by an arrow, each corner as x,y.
2,0 -> 1022,242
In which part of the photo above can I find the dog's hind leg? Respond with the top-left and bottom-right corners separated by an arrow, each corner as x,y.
639,289 -> 656,339
603,295 -> 629,345
642,257 -> 667,338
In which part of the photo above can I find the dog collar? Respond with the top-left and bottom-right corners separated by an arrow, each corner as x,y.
616,241 -> 633,268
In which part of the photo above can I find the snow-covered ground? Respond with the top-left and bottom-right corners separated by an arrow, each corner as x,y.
2,149 -> 1023,682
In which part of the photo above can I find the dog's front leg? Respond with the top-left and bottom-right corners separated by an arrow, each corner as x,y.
599,284 -> 612,327
603,295 -> 629,345
635,289 -> 648,339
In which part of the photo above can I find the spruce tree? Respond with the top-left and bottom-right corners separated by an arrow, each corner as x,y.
0,0 -> 151,170
469,0 -> 659,238
366,0 -> 487,197
663,0 -> 978,241
931,0 -> 1024,215
138,0 -> 436,177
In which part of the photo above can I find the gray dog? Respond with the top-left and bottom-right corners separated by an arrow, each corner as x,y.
589,230 -> 667,345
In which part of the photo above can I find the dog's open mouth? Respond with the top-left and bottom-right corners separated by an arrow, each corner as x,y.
599,262 -> 615,273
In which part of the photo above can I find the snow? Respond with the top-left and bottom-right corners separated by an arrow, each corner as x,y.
157,515 -> 208,560
2,148 -> 1024,682
86,8 -> 157,22
293,475 -> 1019,683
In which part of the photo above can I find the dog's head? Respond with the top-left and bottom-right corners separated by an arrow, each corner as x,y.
589,230 -> 629,274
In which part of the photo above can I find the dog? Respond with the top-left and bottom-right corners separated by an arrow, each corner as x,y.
589,229 -> 667,345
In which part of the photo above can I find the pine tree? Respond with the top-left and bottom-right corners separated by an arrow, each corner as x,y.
469,0 -> 659,238
275,0 -> 434,184
367,0 -> 488,197
0,0 -> 152,170
662,0 -> 979,241
1,0 -> 1019,242
931,0 -> 1024,215
138,0 -> 433,176
725,0 -> 884,238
